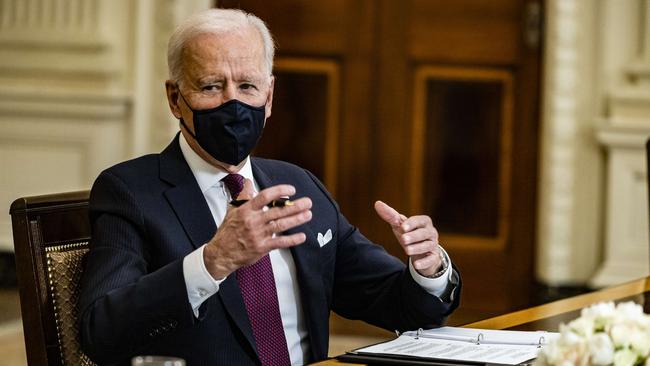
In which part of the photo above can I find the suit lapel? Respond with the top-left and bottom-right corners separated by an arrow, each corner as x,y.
288,233 -> 327,360
252,159 -> 328,361
216,277 -> 259,358
160,137 -> 258,358
159,136 -> 216,250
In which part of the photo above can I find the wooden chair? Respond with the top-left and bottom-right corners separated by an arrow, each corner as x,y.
10,191 -> 95,366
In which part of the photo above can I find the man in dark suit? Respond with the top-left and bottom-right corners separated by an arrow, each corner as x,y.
79,8 -> 461,366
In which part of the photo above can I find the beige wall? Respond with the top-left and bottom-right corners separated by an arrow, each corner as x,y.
537,0 -> 650,287
0,0 -> 211,251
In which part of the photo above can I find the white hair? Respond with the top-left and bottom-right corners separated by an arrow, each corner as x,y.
167,8 -> 275,83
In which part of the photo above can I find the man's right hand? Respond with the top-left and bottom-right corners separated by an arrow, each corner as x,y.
202,180 -> 312,280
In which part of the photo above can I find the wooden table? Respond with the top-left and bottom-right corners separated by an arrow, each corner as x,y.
314,276 -> 650,365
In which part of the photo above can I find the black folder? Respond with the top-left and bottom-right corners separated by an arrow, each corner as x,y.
337,352 -> 489,365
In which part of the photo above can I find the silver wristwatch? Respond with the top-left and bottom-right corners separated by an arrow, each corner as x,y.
428,249 -> 449,278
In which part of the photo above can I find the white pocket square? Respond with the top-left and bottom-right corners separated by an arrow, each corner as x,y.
317,229 -> 332,247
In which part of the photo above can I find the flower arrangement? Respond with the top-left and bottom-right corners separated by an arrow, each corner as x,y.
535,301 -> 650,366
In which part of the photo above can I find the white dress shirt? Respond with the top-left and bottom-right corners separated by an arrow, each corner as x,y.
178,134 -> 453,365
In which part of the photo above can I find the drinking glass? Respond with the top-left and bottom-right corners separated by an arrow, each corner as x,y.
131,356 -> 186,366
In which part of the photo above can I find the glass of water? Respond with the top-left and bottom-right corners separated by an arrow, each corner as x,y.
131,356 -> 186,366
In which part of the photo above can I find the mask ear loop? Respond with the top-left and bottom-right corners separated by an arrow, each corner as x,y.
175,85 -> 199,140
179,117 -> 197,140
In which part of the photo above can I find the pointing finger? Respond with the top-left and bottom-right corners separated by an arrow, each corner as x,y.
374,200 -> 404,228
249,185 -> 296,210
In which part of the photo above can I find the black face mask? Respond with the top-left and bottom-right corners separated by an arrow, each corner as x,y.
179,93 -> 266,166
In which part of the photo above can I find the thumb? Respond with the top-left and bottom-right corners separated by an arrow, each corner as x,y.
374,200 -> 403,228
236,179 -> 256,200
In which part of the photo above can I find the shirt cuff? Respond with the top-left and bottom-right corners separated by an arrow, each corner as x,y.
408,247 -> 453,298
183,244 -> 226,317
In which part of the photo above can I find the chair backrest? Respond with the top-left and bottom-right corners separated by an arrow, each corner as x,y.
10,191 -> 96,366
647,138 -> 650,259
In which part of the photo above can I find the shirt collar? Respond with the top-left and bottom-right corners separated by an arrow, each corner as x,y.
178,133 -> 255,193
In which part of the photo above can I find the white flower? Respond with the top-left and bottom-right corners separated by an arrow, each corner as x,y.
539,338 -> 564,365
614,302 -> 645,323
534,302 -> 650,366
559,323 -> 585,346
630,329 -> 650,357
569,316 -> 595,338
537,330 -> 588,366
613,349 -> 639,366
588,333 -> 614,365
610,323 -> 634,347
582,302 -> 616,331
582,302 -> 616,320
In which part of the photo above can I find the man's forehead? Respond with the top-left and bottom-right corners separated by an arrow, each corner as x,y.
183,29 -> 265,68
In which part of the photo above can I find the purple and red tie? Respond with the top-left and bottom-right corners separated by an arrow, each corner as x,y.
222,173 -> 291,366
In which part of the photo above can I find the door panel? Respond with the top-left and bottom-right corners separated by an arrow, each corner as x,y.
412,66 -> 513,248
410,0 -> 521,63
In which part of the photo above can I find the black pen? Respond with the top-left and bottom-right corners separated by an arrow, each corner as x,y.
229,197 -> 294,208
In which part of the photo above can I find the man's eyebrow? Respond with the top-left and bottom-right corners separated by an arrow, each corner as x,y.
236,74 -> 264,82
196,76 -> 224,84
199,74 -> 224,81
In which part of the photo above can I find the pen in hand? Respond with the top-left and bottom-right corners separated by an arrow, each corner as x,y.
230,197 -> 294,208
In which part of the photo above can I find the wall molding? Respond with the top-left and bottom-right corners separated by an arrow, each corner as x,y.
0,90 -> 129,120
538,0 -> 650,286
0,0 -> 214,252
0,124 -> 124,252
589,0 -> 650,287
536,0 -> 584,284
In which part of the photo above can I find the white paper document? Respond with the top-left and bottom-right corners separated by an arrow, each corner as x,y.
348,327 -> 559,365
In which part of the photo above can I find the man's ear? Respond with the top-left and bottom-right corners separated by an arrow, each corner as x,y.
265,75 -> 275,119
165,80 -> 182,119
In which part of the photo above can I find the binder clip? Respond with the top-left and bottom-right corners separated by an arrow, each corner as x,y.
475,333 -> 484,345
415,328 -> 423,340
538,336 -> 545,348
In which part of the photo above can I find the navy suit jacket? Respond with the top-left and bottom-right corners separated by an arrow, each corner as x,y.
78,135 -> 461,365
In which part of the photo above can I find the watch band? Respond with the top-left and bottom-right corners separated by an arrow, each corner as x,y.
428,249 -> 449,279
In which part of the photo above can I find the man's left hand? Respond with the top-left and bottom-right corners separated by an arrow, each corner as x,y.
374,200 -> 443,277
